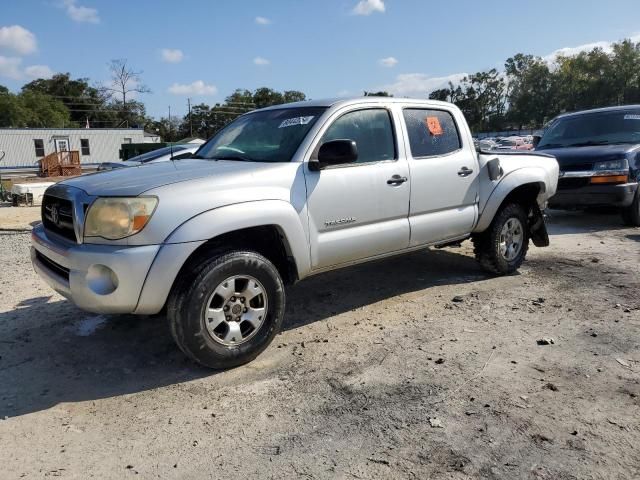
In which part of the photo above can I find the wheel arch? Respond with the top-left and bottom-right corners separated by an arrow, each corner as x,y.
475,168 -> 547,232
134,200 -> 310,315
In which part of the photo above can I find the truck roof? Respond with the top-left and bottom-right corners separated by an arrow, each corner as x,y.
258,96 -> 454,111
555,104 -> 640,119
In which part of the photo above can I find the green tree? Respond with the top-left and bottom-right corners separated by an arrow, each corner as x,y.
177,103 -> 212,139
252,87 -> 284,108
178,87 -> 307,139
22,73 -> 116,127
225,88 -> 254,105
283,90 -> 306,103
0,91 -> 26,127
505,54 -> 554,128
610,40 -> 640,104
0,90 -> 70,128
19,91 -> 71,127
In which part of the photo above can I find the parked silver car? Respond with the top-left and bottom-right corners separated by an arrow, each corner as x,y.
97,144 -> 200,171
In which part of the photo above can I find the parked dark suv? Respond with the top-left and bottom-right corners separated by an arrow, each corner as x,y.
535,105 -> 640,225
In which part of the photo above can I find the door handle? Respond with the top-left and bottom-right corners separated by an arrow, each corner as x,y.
457,167 -> 473,177
387,175 -> 408,185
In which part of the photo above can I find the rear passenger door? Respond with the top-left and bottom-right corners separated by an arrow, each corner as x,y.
305,106 -> 411,270
401,107 -> 479,246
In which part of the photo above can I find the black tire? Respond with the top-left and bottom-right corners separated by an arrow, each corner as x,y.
472,203 -> 530,275
621,189 -> 640,227
167,249 -> 285,369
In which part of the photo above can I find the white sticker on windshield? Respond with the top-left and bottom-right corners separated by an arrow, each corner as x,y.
279,116 -> 314,128
624,114 -> 640,120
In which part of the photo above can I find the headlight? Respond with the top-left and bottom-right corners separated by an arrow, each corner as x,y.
593,158 -> 628,171
84,197 -> 158,240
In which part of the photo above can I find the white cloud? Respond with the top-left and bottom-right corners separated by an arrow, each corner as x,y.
372,32 -> 640,99
543,33 -> 640,63
253,56 -> 270,66
0,56 -> 22,79
0,25 -> 37,55
24,64 -> 54,79
352,0 -> 385,15
255,16 -> 271,25
168,80 -> 217,96
378,56 -> 398,68
61,0 -> 100,24
377,72 -> 468,98
161,48 -> 184,63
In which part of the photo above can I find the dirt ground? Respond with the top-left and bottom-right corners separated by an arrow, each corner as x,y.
0,205 -> 41,230
0,207 -> 638,479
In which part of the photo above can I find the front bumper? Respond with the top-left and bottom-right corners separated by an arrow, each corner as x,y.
30,224 -> 160,314
549,182 -> 638,208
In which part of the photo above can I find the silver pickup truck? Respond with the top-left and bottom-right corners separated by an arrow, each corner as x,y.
31,98 -> 559,368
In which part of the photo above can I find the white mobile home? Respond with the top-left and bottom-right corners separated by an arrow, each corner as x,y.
0,128 -> 161,169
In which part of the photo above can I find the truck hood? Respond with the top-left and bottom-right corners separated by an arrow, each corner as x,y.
536,144 -> 639,169
60,159 -> 288,196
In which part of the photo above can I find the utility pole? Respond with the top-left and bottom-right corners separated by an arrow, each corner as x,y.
187,98 -> 193,137
168,105 -> 171,143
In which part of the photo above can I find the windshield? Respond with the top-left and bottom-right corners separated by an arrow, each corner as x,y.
537,108 -> 640,149
129,145 -> 189,163
195,106 -> 326,162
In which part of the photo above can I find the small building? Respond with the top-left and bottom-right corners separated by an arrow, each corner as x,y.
0,128 -> 161,169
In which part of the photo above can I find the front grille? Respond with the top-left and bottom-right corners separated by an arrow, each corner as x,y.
558,177 -> 591,190
35,250 -> 70,281
561,163 -> 593,172
42,194 -> 76,242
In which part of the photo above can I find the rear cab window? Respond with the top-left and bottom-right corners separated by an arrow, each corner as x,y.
402,108 -> 461,157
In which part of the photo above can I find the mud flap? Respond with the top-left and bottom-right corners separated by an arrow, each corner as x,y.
529,204 -> 549,247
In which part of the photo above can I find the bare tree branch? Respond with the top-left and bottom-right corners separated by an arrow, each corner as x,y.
106,59 -> 151,106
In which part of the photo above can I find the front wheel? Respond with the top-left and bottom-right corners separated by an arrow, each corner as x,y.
472,203 -> 530,275
167,249 -> 285,369
621,188 -> 640,227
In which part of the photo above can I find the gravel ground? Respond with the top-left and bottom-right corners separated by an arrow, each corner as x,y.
0,208 -> 639,479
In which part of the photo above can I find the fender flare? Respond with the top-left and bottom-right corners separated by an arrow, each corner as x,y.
474,167 -> 548,233
134,200 -> 310,315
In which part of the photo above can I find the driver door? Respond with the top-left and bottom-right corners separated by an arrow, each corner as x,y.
304,106 -> 411,270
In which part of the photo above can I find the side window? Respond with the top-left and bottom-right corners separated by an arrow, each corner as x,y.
80,139 -> 90,156
403,109 -> 461,157
321,109 -> 395,164
34,139 -> 45,157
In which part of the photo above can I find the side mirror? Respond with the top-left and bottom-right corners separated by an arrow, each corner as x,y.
487,157 -> 503,181
309,139 -> 358,171
532,135 -> 542,148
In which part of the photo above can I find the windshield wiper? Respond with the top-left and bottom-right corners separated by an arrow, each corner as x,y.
566,140 -> 611,147
537,143 -> 565,149
210,155 -> 254,162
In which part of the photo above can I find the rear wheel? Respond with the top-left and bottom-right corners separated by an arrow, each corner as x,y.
167,249 -> 285,369
621,189 -> 640,226
472,203 -> 530,275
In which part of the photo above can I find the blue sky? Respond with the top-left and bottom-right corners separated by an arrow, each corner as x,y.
2,0 -> 640,119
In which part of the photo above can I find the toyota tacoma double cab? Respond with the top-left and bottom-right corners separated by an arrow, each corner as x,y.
31,98 -> 559,368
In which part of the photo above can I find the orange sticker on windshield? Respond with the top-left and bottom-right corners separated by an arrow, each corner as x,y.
426,116 -> 443,136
